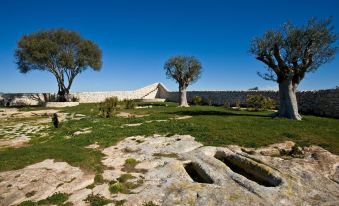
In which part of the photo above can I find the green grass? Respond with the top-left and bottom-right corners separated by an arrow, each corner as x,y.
85,194 -> 112,206
18,192 -> 70,206
0,103 -> 338,174
109,173 -> 143,194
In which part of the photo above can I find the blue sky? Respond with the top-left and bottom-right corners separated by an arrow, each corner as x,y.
0,0 -> 338,92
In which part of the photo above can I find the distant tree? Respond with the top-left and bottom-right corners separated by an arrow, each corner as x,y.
248,86 -> 259,91
250,18 -> 337,120
15,29 -> 102,101
164,56 -> 202,107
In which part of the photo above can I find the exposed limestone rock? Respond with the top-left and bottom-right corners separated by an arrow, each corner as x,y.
0,134 -> 30,148
117,112 -> 149,118
1,136 -> 338,205
121,123 -> 143,128
73,127 -> 92,136
0,108 -> 59,119
85,142 -> 100,149
0,159 -> 94,206
0,109 -> 87,148
100,135 -> 339,205
171,115 -> 192,120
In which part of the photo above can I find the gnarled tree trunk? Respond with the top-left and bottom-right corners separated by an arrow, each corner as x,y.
277,79 -> 302,120
179,85 -> 189,107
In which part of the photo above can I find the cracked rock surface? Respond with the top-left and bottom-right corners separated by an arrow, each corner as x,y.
0,159 -> 94,206
101,135 -> 339,205
1,135 -> 338,206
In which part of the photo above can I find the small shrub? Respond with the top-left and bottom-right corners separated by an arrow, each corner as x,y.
192,96 -> 203,105
109,182 -> 123,193
124,158 -> 139,167
18,201 -> 36,206
94,174 -> 104,184
70,96 -> 79,102
85,194 -> 112,206
37,192 -> 69,205
25,191 -> 36,197
246,95 -> 276,111
124,99 -> 136,109
143,201 -> 159,206
223,101 -> 230,109
117,173 -> 135,183
99,97 -> 119,118
235,100 -> 241,108
207,98 -> 213,106
115,199 -> 127,206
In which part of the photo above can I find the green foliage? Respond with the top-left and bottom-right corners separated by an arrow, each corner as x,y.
94,174 -> 104,184
70,96 -> 79,102
15,29 -> 102,101
109,182 -> 123,193
109,174 -> 142,194
1,103 -> 339,178
115,199 -> 127,206
207,98 -> 213,106
124,99 -> 136,109
246,95 -> 276,111
192,96 -> 203,105
143,201 -> 159,206
99,97 -> 119,118
164,55 -> 202,87
124,158 -> 139,167
85,194 -> 112,206
235,100 -> 241,108
250,18 -> 337,83
223,101 -> 230,109
38,192 -> 69,205
117,173 -> 135,183
18,201 -> 36,206
25,191 -> 36,197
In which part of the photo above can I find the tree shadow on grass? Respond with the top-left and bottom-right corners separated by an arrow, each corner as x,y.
167,110 -> 271,118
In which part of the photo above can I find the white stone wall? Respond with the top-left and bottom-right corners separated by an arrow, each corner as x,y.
1,83 -> 338,118
0,83 -> 163,106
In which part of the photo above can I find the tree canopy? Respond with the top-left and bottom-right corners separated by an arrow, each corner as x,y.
250,18 -> 337,85
164,55 -> 202,88
15,29 -> 102,100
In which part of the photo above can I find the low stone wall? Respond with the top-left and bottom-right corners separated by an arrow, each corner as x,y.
162,89 -> 339,118
0,83 -> 165,106
1,83 -> 338,118
45,102 -> 80,108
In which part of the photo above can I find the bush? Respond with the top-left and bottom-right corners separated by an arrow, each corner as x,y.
99,97 -> 119,118
124,99 -> 136,109
223,101 -> 230,109
85,194 -> 112,206
207,98 -> 213,106
235,100 -> 241,108
246,95 -> 276,111
192,96 -> 203,105
70,96 -> 79,102
109,182 -> 123,193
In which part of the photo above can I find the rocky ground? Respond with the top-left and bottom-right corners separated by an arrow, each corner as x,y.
0,134 -> 338,206
0,108 -> 85,148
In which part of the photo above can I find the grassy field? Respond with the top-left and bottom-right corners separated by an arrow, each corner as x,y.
0,103 -> 338,174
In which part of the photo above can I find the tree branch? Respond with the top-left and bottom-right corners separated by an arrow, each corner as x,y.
273,43 -> 287,69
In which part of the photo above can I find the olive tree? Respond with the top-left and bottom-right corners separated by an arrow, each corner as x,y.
250,18 -> 337,120
15,29 -> 102,101
164,56 -> 202,107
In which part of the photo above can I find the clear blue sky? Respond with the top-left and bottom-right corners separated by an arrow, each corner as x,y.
0,0 -> 338,92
